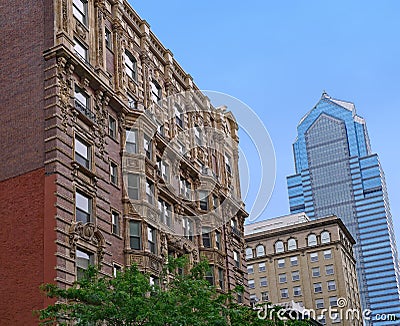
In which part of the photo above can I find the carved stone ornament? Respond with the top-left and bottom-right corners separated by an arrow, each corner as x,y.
68,221 -> 106,268
57,57 -> 75,130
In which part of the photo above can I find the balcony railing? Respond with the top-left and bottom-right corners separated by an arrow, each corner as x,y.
232,226 -> 242,238
75,99 -> 96,123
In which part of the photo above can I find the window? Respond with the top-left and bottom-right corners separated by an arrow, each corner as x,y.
127,173 -> 139,200
318,315 -> 326,325
199,190 -> 209,210
174,104 -> 183,128
332,313 -> 341,323
233,250 -> 240,268
327,280 -> 336,291
324,249 -> 332,260
280,288 -> 288,299
261,292 -> 269,302
225,153 -> 232,175
310,252 -> 318,262
75,136 -> 91,169
177,141 -> 185,156
215,231 -> 221,250
293,286 -> 302,297
314,282 -> 322,293
127,93 -> 136,109
312,267 -> 321,277
248,279 -> 255,289
275,241 -> 284,253
290,256 -> 298,266
125,129 -> 137,153
278,259 -> 285,268
256,245 -> 265,257
74,38 -> 88,62
321,231 -> 331,244
202,227 -> 211,248
147,226 -> 157,254
292,271 -> 300,281
113,264 -> 121,277
279,273 -> 287,284
316,298 -> 324,309
76,248 -> 94,280
329,296 -> 338,307
109,115 -> 117,139
129,221 -> 141,250
151,80 -> 161,104
158,199 -> 172,227
73,0 -> 87,25
124,50 -> 137,81
213,195 -> 219,210
288,238 -> 297,251
194,125 -> 202,146
247,265 -> 254,274
245,248 -> 253,260
260,277 -> 268,287
183,217 -> 194,241
259,262 -> 266,272
111,211 -> 120,235
326,265 -> 334,275
157,122 -> 165,137
179,177 -> 191,199
75,191 -> 91,223
144,134 -> 152,159
157,158 -> 170,182
205,266 -> 214,286
218,268 -> 224,290
74,86 -> 93,121
249,294 -> 257,304
105,28 -> 112,50
308,234 -> 317,246
110,162 -> 118,185
237,290 -> 243,304
146,179 -> 154,204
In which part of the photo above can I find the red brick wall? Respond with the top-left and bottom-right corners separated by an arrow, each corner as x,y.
0,0 -> 49,181
0,168 -> 56,325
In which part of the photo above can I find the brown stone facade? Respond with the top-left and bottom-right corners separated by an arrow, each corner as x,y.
0,0 -> 249,323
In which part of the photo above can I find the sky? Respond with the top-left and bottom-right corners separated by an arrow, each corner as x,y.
128,1 -> 400,240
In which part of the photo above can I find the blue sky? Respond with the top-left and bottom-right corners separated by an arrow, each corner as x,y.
129,1 -> 400,237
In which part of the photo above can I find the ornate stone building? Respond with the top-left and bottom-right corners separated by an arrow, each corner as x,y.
245,214 -> 362,326
0,0 -> 248,324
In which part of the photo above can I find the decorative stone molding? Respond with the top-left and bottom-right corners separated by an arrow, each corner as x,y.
68,221 -> 106,268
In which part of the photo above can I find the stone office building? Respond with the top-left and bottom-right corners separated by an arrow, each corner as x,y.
0,0 -> 249,324
245,214 -> 362,326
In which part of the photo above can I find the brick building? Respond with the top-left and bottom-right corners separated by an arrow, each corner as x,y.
0,0 -> 249,324
245,214 -> 362,326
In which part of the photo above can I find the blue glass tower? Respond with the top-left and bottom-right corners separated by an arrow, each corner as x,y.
287,92 -> 400,325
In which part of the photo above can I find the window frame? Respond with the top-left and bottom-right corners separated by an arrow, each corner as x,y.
109,115 -> 117,139
76,248 -> 94,280
111,211 -> 120,236
288,238 -> 297,251
275,240 -> 284,253
105,28 -> 112,50
202,227 -> 212,248
147,226 -> 157,254
110,161 -> 118,186
74,136 -> 91,169
129,220 -> 142,250
124,50 -> 137,81
308,234 -> 318,247
127,173 -> 140,200
321,231 -> 331,244
256,244 -> 265,257
151,80 -> 162,105
73,0 -> 88,26
75,190 -> 92,224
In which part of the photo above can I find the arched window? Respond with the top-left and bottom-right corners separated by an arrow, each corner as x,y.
245,247 -> 253,260
308,234 -> 317,247
256,245 -> 265,257
321,231 -> 331,244
288,238 -> 297,251
275,241 -> 284,253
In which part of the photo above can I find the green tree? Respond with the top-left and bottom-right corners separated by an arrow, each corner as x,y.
37,257 -> 312,326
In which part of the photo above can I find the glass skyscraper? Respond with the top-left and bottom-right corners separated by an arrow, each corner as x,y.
287,92 -> 400,325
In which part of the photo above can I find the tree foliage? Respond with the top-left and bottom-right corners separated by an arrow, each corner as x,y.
37,257 -> 312,326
